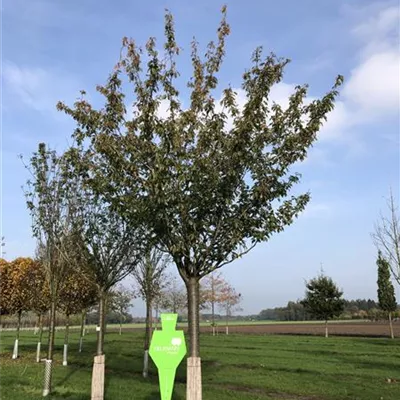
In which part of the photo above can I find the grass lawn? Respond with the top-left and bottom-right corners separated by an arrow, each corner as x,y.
0,330 -> 399,400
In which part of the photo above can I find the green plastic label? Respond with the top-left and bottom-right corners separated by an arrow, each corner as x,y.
149,314 -> 187,400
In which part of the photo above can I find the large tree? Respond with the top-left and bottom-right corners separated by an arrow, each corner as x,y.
372,190 -> 400,285
64,168 -> 143,400
376,252 -> 397,339
57,7 -> 343,397
301,273 -> 345,337
132,249 -> 169,378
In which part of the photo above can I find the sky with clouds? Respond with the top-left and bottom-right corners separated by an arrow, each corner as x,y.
2,0 -> 399,315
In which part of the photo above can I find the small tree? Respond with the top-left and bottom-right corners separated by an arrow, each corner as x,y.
132,249 -> 169,378
301,273 -> 345,337
377,252 -> 397,339
8,258 -> 38,359
108,286 -> 136,335
200,272 -> 227,335
372,190 -> 400,285
219,282 -> 242,335
58,267 -> 98,365
158,274 -> 187,315
26,251 -> 51,363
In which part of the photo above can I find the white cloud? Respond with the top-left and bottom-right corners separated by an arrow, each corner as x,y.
2,61 -> 81,116
300,202 -> 333,220
342,5 -> 400,117
343,51 -> 400,116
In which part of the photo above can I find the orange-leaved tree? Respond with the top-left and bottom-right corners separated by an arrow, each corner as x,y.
8,258 -> 38,359
0,258 -> 11,316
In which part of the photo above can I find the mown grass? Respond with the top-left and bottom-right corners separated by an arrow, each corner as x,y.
0,329 -> 399,400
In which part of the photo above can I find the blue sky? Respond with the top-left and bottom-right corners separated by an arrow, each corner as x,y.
2,0 -> 399,315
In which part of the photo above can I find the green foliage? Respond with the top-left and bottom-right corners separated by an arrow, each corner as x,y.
56,6 -> 343,355
301,273 -> 345,322
377,252 -> 397,313
23,144 -> 79,300
57,7 -> 343,282
58,268 -> 98,316
108,286 -> 136,320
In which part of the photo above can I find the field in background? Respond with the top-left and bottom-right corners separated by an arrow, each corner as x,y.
0,330 -> 399,400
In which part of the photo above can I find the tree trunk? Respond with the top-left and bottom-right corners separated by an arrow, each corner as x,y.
43,300 -> 56,396
154,305 -> 159,330
34,313 -> 40,335
12,310 -> 22,359
226,306 -> 229,335
143,298 -> 152,378
186,277 -> 200,357
96,291 -> 106,356
36,314 -> 43,363
63,314 -> 70,366
119,314 -> 122,336
325,320 -> 328,338
389,311 -> 394,339
79,310 -> 86,353
186,276 -> 202,400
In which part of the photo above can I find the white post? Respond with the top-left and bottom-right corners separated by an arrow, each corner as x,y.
36,342 -> 41,363
12,339 -> 19,359
62,344 -> 68,366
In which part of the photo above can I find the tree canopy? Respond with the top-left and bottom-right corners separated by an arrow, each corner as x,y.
56,6 -> 343,357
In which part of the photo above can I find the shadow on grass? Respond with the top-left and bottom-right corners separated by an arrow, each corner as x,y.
145,390 -> 184,400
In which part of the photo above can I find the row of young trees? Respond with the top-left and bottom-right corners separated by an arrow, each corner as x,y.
0,257 -> 98,362
11,6 -> 344,399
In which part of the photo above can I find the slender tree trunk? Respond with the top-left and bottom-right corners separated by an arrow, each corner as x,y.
325,320 -> 328,338
12,310 -> 22,359
389,311 -> 394,339
97,291 -> 106,356
119,313 -> 122,336
63,314 -> 70,366
186,276 -> 201,400
225,306 -> 229,335
43,299 -> 56,396
143,298 -> 152,378
36,314 -> 43,362
34,314 -> 40,335
79,310 -> 86,353
154,305 -> 159,330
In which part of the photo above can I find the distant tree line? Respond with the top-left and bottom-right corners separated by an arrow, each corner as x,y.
256,298 -> 400,322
